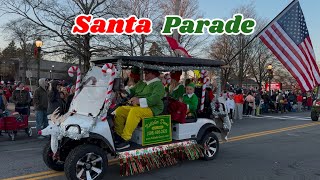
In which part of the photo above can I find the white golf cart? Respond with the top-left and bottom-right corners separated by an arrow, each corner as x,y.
41,56 -> 226,180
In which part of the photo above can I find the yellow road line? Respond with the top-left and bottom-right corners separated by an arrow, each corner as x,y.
228,122 -> 320,142
5,122 -> 320,179
2,171 -> 57,180
24,172 -> 64,180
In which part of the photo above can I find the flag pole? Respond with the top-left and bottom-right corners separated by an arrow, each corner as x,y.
228,0 -> 298,62
173,0 -> 181,57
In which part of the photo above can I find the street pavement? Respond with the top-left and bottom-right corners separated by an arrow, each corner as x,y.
0,104 -> 320,180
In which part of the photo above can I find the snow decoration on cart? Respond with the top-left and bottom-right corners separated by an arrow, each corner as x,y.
118,140 -> 203,176
39,108 -> 68,155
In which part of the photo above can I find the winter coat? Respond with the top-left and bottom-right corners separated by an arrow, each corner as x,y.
33,86 -> 48,111
47,80 -> 62,114
47,90 -> 61,115
12,89 -> 31,108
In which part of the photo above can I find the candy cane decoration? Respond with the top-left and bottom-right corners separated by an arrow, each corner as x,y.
200,70 -> 209,111
101,63 -> 116,121
68,66 -> 81,99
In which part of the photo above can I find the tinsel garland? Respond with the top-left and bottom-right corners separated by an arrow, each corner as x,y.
126,61 -> 220,71
118,140 -> 204,176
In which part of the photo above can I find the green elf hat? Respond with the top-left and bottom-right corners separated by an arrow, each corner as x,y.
186,83 -> 195,88
131,66 -> 140,75
130,66 -> 141,81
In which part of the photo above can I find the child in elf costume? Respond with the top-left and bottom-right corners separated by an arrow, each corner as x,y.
182,83 -> 198,117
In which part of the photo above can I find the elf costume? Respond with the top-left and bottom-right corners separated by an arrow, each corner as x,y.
127,80 -> 146,95
183,83 -> 199,116
126,66 -> 146,95
169,71 -> 185,100
170,84 -> 185,100
115,77 -> 165,141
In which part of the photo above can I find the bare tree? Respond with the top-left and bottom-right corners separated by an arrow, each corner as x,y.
209,35 -> 237,89
4,19 -> 42,83
1,0 -> 119,72
156,0 -> 209,57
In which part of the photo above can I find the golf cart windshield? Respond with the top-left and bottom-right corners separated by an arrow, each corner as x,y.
68,66 -> 110,117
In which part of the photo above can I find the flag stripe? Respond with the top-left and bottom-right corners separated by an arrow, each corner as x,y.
259,34 -> 309,91
299,41 -> 320,84
264,29 -> 313,89
271,24 -> 316,86
304,39 -> 320,84
305,39 -> 317,65
299,42 -> 317,85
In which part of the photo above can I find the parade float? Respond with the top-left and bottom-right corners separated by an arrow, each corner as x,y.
40,56 -> 228,180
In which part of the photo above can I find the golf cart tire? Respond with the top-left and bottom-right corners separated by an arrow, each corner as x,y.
64,144 -> 108,180
200,132 -> 219,161
43,141 -> 64,171
311,111 -> 319,121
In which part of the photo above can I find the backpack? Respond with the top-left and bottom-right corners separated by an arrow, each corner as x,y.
168,98 -> 187,123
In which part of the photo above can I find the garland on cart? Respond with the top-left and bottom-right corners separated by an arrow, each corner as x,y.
118,140 -> 204,176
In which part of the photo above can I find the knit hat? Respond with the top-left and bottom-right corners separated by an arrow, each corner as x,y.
186,83 -> 195,88
130,66 -> 141,81
170,71 -> 182,82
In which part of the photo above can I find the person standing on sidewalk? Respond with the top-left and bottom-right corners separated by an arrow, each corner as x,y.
12,82 -> 31,115
47,80 -> 63,115
234,89 -> 244,120
33,78 -> 49,138
297,93 -> 303,112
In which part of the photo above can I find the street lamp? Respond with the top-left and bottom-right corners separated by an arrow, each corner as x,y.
51,65 -> 55,79
35,37 -> 43,82
267,64 -> 273,96
49,70 -> 52,79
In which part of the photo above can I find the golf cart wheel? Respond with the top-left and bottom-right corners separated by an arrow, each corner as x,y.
311,111 -> 319,121
8,131 -> 15,141
25,127 -> 32,137
64,144 -> 107,180
200,132 -> 219,161
43,141 -> 64,171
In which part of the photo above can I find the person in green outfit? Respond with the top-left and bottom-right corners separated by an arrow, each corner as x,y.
124,66 -> 146,95
168,71 -> 185,101
114,69 -> 165,150
183,83 -> 198,117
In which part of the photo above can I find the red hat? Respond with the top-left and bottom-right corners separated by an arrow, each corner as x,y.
170,71 -> 182,82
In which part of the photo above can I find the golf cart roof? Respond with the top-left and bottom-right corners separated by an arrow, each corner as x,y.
91,56 -> 225,71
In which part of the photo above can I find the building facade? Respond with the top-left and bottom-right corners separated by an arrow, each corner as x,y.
0,58 -> 76,84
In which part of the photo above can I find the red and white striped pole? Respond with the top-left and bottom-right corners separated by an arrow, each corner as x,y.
68,66 -> 81,99
101,63 -> 116,121
200,70 -> 209,111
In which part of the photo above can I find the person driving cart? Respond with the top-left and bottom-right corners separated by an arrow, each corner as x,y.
114,69 -> 165,150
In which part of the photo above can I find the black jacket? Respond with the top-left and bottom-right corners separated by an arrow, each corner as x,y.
33,87 -> 48,111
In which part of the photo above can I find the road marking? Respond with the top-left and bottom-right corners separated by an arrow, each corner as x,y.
228,122 -> 320,142
251,115 -> 311,121
2,171 -> 57,180
1,148 -> 41,153
25,172 -> 64,180
5,122 -> 320,179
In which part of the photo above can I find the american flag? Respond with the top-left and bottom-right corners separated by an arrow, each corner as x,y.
259,0 -> 320,92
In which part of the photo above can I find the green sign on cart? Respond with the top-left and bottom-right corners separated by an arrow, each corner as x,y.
142,115 -> 172,146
